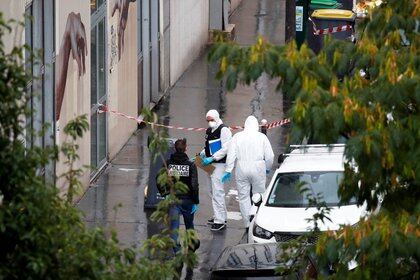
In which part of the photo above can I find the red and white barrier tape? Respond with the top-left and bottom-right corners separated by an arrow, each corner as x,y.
98,104 -> 290,132
309,17 -> 353,36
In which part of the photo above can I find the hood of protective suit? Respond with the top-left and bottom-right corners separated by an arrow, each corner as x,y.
243,115 -> 259,132
206,109 -> 223,127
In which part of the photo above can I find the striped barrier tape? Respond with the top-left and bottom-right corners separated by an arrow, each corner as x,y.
309,17 -> 353,36
98,104 -> 290,132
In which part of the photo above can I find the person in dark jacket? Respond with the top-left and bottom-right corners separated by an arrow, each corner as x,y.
161,138 -> 200,254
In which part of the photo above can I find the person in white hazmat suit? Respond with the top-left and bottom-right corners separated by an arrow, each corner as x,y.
221,115 -> 274,230
201,110 -> 232,231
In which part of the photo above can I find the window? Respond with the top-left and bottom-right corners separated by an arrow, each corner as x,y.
91,0 -> 104,14
24,0 -> 56,181
90,0 -> 108,171
267,171 -> 356,207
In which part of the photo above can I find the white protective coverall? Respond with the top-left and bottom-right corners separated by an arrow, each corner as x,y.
225,115 -> 274,227
203,110 -> 232,224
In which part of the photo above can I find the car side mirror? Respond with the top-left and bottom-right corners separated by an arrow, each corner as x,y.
252,193 -> 263,207
278,154 -> 286,164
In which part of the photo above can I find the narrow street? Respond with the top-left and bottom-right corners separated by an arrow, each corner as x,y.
77,0 -> 288,278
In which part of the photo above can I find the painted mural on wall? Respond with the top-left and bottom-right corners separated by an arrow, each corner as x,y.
54,1 -> 90,193
55,12 -> 88,121
111,0 -> 136,60
107,0 -> 138,158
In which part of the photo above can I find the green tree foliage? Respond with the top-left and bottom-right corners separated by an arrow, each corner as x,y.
209,0 -> 419,278
0,14 -> 196,279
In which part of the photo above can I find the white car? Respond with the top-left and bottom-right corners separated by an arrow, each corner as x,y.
248,144 -> 367,244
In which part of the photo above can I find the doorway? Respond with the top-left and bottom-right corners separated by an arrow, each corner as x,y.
90,0 -> 108,172
138,0 -> 160,109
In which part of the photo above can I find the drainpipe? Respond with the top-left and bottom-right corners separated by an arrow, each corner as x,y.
285,0 -> 296,42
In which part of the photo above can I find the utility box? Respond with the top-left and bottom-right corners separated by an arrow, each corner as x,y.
309,9 -> 355,53
144,138 -> 176,209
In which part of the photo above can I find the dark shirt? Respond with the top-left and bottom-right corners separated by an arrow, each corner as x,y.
159,152 -> 199,204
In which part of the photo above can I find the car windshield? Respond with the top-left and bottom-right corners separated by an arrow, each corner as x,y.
267,171 -> 355,207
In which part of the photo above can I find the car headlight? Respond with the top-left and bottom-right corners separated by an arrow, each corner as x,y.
253,224 -> 273,239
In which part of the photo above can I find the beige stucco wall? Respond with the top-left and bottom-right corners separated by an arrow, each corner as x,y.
229,0 -> 242,14
107,2 -> 138,159
0,0 -> 25,54
0,0 -> 91,194
1,0 -> 138,195
170,0 -> 209,86
55,0 -> 91,194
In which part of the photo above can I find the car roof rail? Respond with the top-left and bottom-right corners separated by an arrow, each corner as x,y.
281,144 -> 345,157
282,151 -> 344,156
289,144 -> 346,148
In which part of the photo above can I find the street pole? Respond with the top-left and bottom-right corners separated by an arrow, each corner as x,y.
294,0 -> 309,48
285,0 -> 296,42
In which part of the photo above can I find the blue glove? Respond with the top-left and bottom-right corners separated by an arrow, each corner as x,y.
191,204 -> 199,214
266,169 -> 270,175
192,153 -> 205,162
202,157 -> 214,166
221,172 -> 232,183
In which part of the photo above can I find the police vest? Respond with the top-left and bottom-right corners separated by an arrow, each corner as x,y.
167,158 -> 193,198
205,124 -> 227,163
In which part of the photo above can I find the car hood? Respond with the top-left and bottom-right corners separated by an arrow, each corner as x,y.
255,204 -> 366,233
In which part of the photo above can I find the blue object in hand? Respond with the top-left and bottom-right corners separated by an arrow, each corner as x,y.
202,157 -> 214,166
266,169 -> 270,175
191,204 -> 199,214
221,172 -> 232,183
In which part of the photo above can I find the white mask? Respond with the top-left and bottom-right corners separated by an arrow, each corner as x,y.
208,121 -> 217,128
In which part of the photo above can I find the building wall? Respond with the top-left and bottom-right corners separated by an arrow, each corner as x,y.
1,0 -> 138,195
1,0 -> 56,183
229,0 -> 242,13
107,2 -> 138,159
1,0 -> 215,195
54,0 -> 138,192
170,0 -> 209,86
54,0 -> 91,194
0,0 -> 25,54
